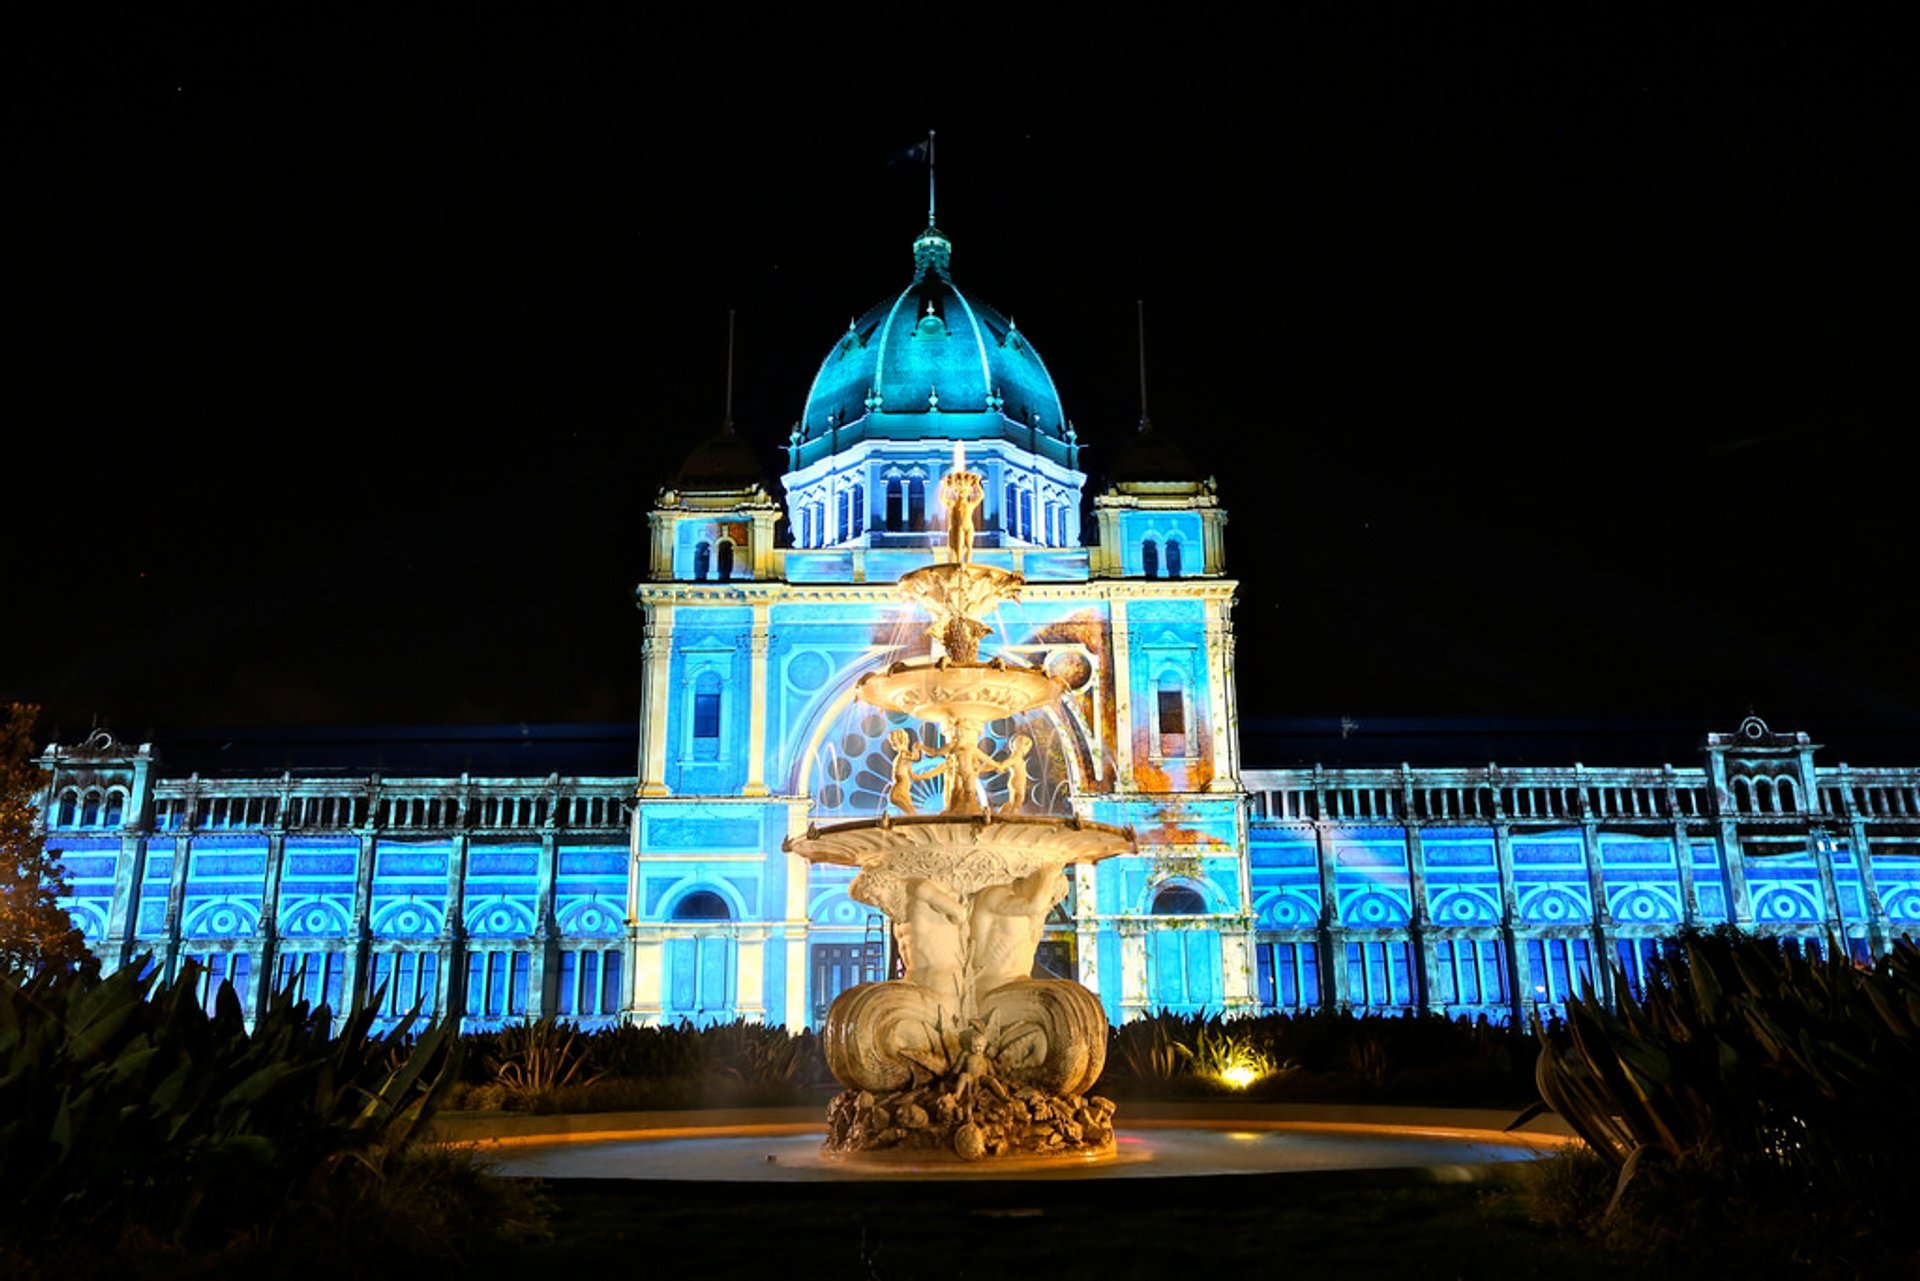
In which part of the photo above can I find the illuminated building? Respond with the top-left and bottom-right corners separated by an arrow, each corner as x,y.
36,222 -> 1920,1027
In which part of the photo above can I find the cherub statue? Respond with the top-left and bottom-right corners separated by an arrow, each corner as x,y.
990,734 -> 1033,816
884,728 -> 924,815
940,469 -> 984,565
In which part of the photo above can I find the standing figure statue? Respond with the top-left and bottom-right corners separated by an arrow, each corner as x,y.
940,470 -> 984,565
883,728 -> 925,815
917,718 -> 1000,816
991,734 -> 1033,815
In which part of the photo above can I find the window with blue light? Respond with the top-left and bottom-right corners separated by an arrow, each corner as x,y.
184,951 -> 251,1013
1523,937 -> 1594,1010
1256,941 -> 1321,1009
908,477 -> 926,530
369,950 -> 438,1018
1612,937 -> 1663,1000
836,490 -> 849,543
851,483 -> 865,537
466,950 -> 530,1020
557,948 -> 623,1018
1433,937 -> 1508,1007
692,672 -> 722,760
692,542 -> 710,581
1345,940 -> 1415,1009
886,477 -> 903,528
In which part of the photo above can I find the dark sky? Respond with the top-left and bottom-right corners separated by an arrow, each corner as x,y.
6,10 -> 1911,762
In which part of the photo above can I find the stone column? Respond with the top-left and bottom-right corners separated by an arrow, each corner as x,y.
344,814 -> 378,1021
1665,767 -> 1700,926
1108,593 -> 1135,790
531,807 -> 559,1017
254,824 -> 288,1024
1492,820 -> 1526,1024
1312,809 -> 1349,1009
1403,796 -> 1439,1014
1204,596 -> 1235,791
638,603 -> 676,797
441,830 -> 470,1026
1705,751 -> 1754,926
1579,819 -> 1615,1005
744,602 -> 772,797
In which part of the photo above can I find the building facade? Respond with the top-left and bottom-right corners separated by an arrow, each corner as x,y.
36,224 -> 1920,1029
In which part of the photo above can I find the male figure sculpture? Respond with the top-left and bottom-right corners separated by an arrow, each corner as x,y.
940,470 -> 984,565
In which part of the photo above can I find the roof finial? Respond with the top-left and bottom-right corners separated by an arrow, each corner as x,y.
1136,299 -> 1152,433
722,309 -> 737,433
926,128 -> 937,227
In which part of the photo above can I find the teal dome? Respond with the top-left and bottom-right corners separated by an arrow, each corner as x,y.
791,226 -> 1070,470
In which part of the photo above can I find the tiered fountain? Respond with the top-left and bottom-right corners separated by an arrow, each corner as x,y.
785,451 -> 1137,1162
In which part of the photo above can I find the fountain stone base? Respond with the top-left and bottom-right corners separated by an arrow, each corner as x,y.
825,1077 -> 1117,1161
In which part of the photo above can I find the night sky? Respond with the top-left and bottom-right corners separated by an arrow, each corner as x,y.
7,11 -> 1910,764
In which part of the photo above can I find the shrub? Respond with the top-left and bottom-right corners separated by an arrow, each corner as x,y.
1530,929 -> 1920,1268
0,957 -> 465,1257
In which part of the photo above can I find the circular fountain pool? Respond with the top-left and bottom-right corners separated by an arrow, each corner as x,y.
473,1116 -> 1565,1183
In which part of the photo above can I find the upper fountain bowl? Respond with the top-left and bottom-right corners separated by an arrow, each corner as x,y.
856,658 -> 1060,725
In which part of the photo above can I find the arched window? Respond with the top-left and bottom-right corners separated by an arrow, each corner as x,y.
798,506 -> 812,547
692,542 -> 711,581
907,477 -> 927,531
1019,490 -> 1033,540
1156,670 -> 1186,757
692,671 -> 722,761
1731,777 -> 1753,812
715,540 -> 734,581
835,490 -> 850,543
851,483 -> 865,537
672,889 -> 732,921
104,790 -> 124,826
885,477 -> 904,529
1142,539 -> 1160,579
1152,884 -> 1206,915
1165,539 -> 1184,578
1004,482 -> 1017,532
57,791 -> 76,827
1778,776 -> 1799,814
81,791 -> 100,827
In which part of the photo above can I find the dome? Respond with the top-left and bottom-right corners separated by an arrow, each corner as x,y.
790,226 -> 1071,471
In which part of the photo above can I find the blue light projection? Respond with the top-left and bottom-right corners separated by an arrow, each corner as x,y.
37,223 -> 1920,1036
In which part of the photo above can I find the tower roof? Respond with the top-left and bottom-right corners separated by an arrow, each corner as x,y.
1106,422 -> 1203,486
671,424 -> 767,493
790,225 -> 1071,471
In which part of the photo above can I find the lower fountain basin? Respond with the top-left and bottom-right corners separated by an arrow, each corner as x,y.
463,1112 -> 1569,1183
